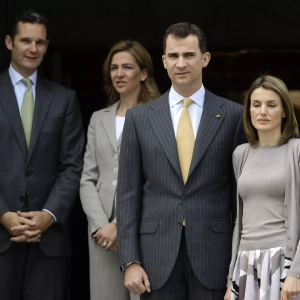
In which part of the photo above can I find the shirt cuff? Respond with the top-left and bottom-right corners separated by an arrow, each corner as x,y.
42,209 -> 57,222
120,261 -> 141,272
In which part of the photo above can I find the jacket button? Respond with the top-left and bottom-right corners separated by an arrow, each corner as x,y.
183,196 -> 187,202
178,221 -> 183,227
19,196 -> 25,201
112,180 -> 117,186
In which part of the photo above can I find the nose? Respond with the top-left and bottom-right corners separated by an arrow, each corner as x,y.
28,42 -> 37,52
116,68 -> 124,77
176,56 -> 187,68
259,104 -> 267,115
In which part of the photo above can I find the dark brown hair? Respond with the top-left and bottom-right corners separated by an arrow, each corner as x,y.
163,22 -> 207,54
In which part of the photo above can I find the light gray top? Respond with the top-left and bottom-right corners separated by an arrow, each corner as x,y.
228,139 -> 300,286
238,143 -> 287,251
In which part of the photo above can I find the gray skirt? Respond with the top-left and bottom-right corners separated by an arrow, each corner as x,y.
231,246 -> 300,300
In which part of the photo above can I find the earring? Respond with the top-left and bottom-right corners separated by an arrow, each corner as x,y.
283,115 -> 286,118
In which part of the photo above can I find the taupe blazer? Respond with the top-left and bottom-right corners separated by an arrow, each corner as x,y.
80,101 -> 121,234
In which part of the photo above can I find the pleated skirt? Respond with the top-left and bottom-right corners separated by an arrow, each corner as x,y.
231,246 -> 300,300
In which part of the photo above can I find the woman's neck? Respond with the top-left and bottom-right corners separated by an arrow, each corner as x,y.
116,96 -> 138,116
257,131 -> 281,146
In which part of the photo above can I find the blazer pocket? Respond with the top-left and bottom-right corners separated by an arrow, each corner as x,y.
210,220 -> 233,233
139,221 -> 159,234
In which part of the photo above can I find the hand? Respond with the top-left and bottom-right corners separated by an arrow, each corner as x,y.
0,211 -> 41,242
93,222 -> 117,251
224,285 -> 231,300
109,240 -> 118,252
281,276 -> 300,300
15,211 -> 54,233
125,263 -> 151,295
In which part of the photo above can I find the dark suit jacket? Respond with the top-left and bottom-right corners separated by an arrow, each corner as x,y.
117,90 -> 246,290
0,70 -> 85,257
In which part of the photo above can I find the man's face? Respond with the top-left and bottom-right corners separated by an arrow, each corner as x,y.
5,22 -> 48,77
162,34 -> 210,96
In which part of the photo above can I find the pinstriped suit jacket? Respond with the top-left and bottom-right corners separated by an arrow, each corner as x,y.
117,89 -> 246,290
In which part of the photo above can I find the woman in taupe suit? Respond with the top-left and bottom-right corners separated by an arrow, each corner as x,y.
80,40 -> 160,300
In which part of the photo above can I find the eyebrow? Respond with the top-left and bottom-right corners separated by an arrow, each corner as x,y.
167,51 -> 196,57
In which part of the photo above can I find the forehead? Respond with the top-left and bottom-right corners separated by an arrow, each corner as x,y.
111,51 -> 137,64
165,34 -> 200,53
250,87 -> 281,102
15,22 -> 47,39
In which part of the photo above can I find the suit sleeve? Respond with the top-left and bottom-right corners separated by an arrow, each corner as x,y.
80,112 -> 110,234
42,91 -> 85,225
117,109 -> 143,266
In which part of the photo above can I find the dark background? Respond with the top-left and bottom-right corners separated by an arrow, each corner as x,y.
1,1 -> 300,299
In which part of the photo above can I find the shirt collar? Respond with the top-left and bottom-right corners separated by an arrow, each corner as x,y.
9,64 -> 37,87
169,85 -> 205,108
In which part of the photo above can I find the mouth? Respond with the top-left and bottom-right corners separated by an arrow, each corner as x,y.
115,81 -> 126,86
257,119 -> 270,122
25,56 -> 38,60
176,72 -> 189,76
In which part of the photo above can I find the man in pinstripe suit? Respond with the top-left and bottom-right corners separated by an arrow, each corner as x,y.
117,22 -> 246,299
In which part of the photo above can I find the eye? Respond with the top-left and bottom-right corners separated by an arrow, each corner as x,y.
252,103 -> 260,107
110,66 -> 117,71
36,41 -> 46,46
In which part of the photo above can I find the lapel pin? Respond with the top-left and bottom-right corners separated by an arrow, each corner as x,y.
216,114 -> 221,118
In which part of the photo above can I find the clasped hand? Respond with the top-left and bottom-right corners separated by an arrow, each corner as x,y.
93,222 -> 118,252
0,210 -> 54,243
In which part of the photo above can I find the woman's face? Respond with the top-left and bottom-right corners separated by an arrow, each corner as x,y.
250,87 -> 285,136
110,51 -> 147,97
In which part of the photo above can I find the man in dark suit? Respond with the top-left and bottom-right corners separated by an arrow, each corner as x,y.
117,22 -> 246,299
0,9 -> 84,300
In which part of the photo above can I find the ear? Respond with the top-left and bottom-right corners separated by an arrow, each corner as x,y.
162,55 -> 167,69
202,52 -> 211,68
45,40 -> 49,53
141,69 -> 148,81
5,35 -> 13,50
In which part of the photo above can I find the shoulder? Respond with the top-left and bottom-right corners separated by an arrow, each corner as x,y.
233,143 -> 251,158
90,101 -> 119,121
205,89 -> 243,112
0,70 -> 10,83
38,77 -> 75,95
287,138 -> 300,154
128,91 -> 169,115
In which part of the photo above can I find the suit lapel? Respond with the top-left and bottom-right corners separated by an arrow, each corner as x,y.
27,77 -> 54,162
101,101 -> 119,153
0,71 -> 27,160
189,90 -> 226,176
148,92 -> 182,179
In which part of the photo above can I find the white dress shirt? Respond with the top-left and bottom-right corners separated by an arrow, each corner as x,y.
8,65 -> 57,222
169,85 -> 205,138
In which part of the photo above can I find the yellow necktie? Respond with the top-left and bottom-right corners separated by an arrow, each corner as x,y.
177,98 -> 195,184
21,78 -> 35,149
